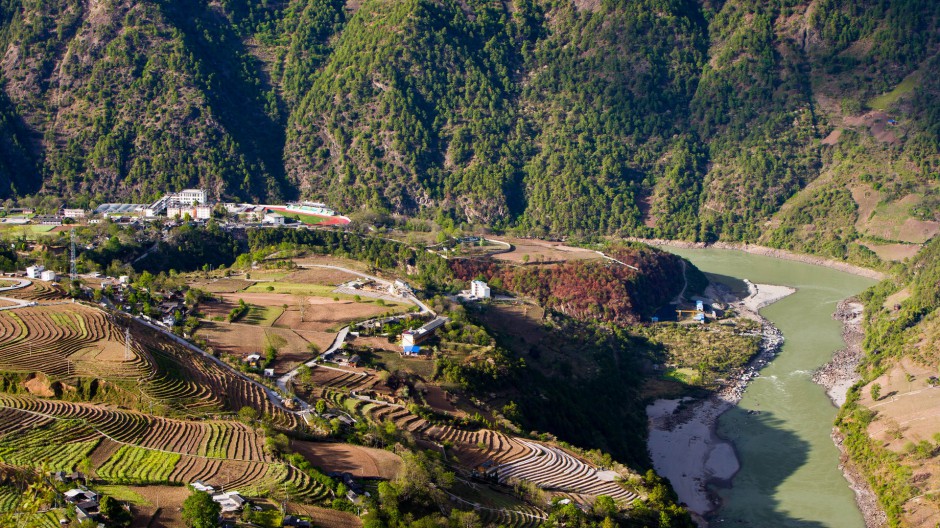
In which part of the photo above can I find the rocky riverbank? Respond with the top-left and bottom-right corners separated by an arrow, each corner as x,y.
813,299 -> 865,407
813,299 -> 888,528
647,282 -> 790,526
627,237 -> 887,280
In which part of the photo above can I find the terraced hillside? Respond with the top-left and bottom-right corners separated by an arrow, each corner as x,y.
0,396 -> 328,501
0,302 -> 299,427
353,397 -> 641,505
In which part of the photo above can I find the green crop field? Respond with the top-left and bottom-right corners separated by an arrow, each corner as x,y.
97,445 -> 181,484
245,282 -> 340,297
869,72 -> 920,111
0,421 -> 100,471
243,305 -> 285,326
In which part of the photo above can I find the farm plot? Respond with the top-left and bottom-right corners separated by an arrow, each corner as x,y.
291,441 -> 403,479
0,304 -> 155,381
0,485 -> 20,512
274,298 -> 405,332
356,401 -> 638,502
0,419 -> 100,471
187,277 -> 252,293
1,281 -> 66,301
132,323 -> 300,428
198,321 -> 319,375
282,267 -> 360,285
237,463 -> 331,502
97,445 -> 180,484
286,504 -> 363,528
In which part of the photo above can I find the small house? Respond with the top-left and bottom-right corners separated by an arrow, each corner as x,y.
283,516 -> 313,528
190,480 -> 215,493
40,270 -> 57,282
244,353 -> 262,367
263,368 -> 275,377
212,491 -> 247,513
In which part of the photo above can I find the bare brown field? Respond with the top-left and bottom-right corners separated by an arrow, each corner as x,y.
291,254 -> 372,272
287,503 -> 362,528
127,485 -> 189,528
862,242 -> 922,262
861,357 -> 940,526
424,385 -> 459,414
189,277 -> 252,293
274,299 -> 397,332
883,287 -> 912,310
492,237 -> 600,264
198,321 -> 317,374
864,358 -> 940,448
351,336 -> 401,353
896,218 -> 940,243
292,441 -> 402,479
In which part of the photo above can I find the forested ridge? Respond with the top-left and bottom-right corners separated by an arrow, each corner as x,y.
1,0 -> 938,262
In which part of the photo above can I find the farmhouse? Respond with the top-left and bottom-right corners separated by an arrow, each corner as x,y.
26,265 -> 44,279
40,270 -> 57,282
212,491 -> 248,512
191,480 -> 215,493
244,353 -> 262,367
283,515 -> 313,528
401,317 -> 448,347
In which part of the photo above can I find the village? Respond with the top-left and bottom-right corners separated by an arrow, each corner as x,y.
0,188 -> 351,229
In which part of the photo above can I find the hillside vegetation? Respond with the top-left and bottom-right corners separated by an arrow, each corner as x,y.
0,0 -> 937,264
838,236 -> 940,526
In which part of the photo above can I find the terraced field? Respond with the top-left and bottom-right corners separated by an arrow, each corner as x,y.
358,401 -> 640,503
1,281 -> 66,301
0,302 -> 299,427
0,396 -> 318,498
0,417 -> 99,471
0,304 -> 154,380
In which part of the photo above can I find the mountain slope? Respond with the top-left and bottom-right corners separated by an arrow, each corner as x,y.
0,0 -> 938,262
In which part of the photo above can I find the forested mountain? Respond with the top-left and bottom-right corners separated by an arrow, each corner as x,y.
1,0 -> 938,260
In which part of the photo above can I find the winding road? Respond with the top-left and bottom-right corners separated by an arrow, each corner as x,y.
0,278 -> 37,310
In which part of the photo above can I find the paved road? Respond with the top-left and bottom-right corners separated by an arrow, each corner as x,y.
276,326 -> 350,395
0,278 -> 36,311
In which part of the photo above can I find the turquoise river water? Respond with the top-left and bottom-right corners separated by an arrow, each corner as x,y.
664,247 -> 877,528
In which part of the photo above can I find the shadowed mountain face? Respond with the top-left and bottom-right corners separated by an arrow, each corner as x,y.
0,0 -> 938,253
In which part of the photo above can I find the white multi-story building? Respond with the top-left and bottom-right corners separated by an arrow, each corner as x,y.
470,280 -> 491,299
62,209 -> 86,218
176,189 -> 207,205
26,265 -> 44,279
167,205 -> 212,220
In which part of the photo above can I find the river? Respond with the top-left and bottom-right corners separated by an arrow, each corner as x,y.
661,247 -> 877,528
